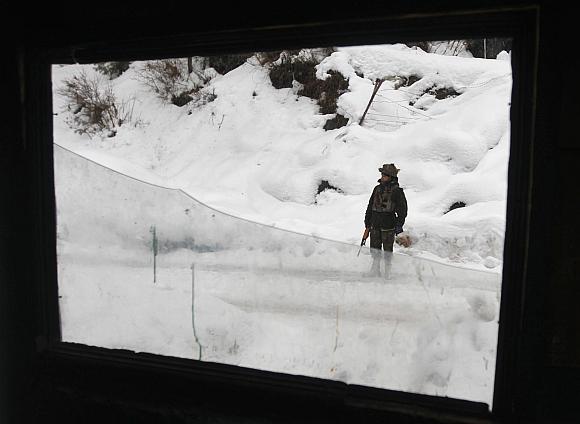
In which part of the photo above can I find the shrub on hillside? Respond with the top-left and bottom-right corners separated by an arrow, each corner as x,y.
318,71 -> 349,114
256,51 -> 283,66
134,58 -> 210,107
431,86 -> 460,100
405,41 -> 431,52
94,61 -> 131,79
256,49 -> 303,66
392,74 -> 421,89
268,50 -> 328,89
323,113 -> 349,131
465,38 -> 512,58
184,89 -> 218,115
207,53 -> 253,75
56,71 -> 137,137
268,53 -> 296,89
269,49 -> 348,115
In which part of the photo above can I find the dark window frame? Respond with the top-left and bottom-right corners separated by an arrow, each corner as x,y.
27,6 -> 538,423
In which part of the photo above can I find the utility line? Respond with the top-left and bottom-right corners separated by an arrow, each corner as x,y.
365,112 -> 422,121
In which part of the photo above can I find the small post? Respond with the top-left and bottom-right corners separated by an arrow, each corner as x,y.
191,262 -> 202,360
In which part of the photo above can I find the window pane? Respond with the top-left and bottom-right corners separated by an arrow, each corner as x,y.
53,41 -> 511,406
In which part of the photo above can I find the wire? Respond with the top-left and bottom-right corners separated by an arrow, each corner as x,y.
365,112 -> 422,121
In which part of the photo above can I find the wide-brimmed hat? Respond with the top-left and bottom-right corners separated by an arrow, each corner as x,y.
378,163 -> 399,177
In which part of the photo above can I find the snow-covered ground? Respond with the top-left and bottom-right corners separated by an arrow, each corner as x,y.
52,43 -> 511,406
53,44 -> 511,269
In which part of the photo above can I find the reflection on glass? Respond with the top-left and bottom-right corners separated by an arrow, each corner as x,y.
53,41 -> 511,406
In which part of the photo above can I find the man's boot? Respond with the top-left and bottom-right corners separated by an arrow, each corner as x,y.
383,251 -> 393,280
364,255 -> 381,277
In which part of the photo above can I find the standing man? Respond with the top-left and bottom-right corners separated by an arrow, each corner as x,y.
363,163 -> 408,278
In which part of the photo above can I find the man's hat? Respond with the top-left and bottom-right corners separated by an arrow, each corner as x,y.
378,163 -> 399,177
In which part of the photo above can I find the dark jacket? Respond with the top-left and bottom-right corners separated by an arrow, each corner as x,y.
364,178 -> 408,230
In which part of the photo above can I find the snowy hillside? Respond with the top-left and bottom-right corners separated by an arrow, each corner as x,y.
52,44 -> 512,270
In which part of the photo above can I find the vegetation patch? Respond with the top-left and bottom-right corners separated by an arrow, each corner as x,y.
405,41 -> 431,52
135,59 -> 211,107
256,51 -> 283,65
316,180 -> 343,195
94,61 -> 131,79
207,53 -> 253,75
171,92 -> 194,107
409,83 -> 460,108
323,113 -> 349,131
299,70 -> 349,115
268,50 -> 347,114
446,201 -> 466,213
464,38 -> 512,58
56,71 -> 138,138
400,75 -> 421,88
431,86 -> 460,100
268,55 -> 296,89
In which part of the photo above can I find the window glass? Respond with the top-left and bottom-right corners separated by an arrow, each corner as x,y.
53,40 -> 512,405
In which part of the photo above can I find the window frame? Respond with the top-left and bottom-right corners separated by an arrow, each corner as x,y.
29,6 -> 539,423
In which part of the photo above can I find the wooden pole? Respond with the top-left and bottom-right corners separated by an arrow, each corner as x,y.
359,78 -> 384,126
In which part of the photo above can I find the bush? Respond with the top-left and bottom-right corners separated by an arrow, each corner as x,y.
56,71 -> 136,137
315,180 -> 343,203
185,89 -> 218,114
94,61 -> 131,79
446,201 -> 466,214
299,69 -> 348,114
430,40 -> 469,56
268,50 -> 322,89
318,71 -> 349,114
408,82 -> 460,108
134,58 -> 209,106
323,113 -> 349,131
395,74 -> 421,88
172,92 -> 194,107
268,50 -> 347,114
405,41 -> 431,52
465,38 -> 512,58
430,86 -> 460,100
268,53 -> 296,89
207,53 -> 253,75
255,50 -> 283,66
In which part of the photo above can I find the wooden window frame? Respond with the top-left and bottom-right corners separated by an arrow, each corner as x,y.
26,6 -> 538,423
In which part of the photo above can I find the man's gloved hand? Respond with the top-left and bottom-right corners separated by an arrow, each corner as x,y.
395,223 -> 403,235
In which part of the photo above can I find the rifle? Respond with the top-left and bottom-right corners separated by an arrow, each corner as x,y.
357,228 -> 370,256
